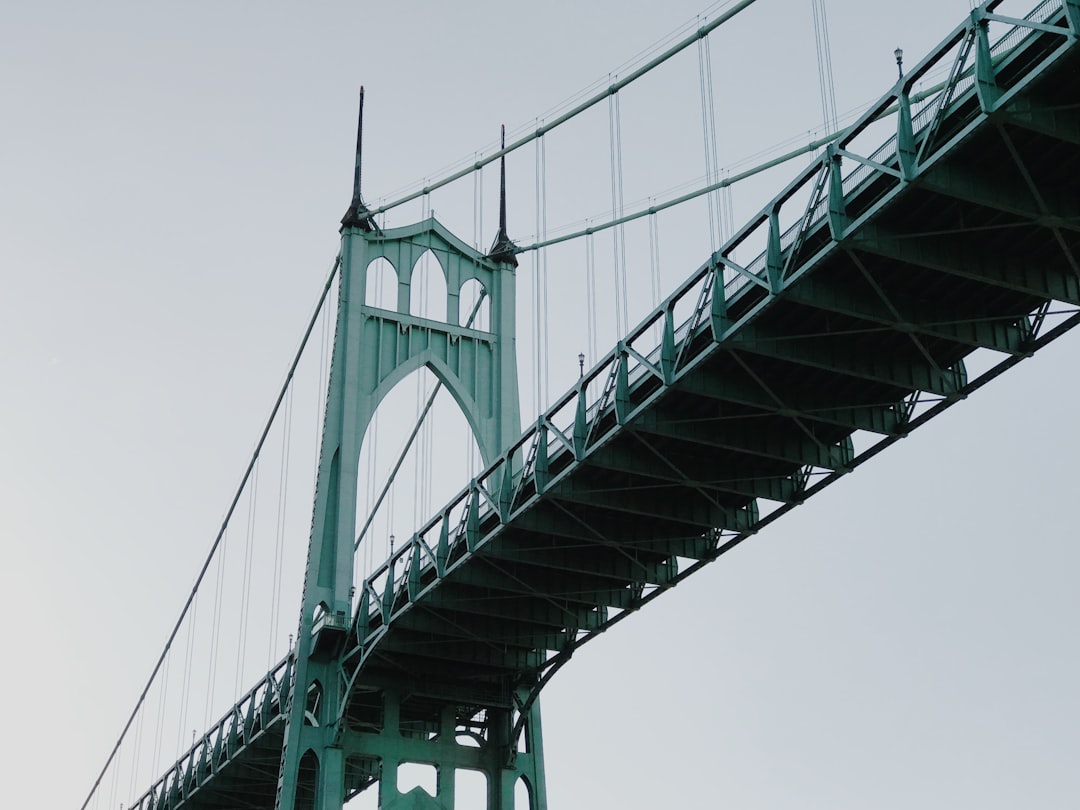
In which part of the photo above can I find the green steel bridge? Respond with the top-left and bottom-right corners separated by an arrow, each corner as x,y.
93,1 -> 1080,808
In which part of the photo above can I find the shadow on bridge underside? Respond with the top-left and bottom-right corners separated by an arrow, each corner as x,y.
132,2 -> 1080,807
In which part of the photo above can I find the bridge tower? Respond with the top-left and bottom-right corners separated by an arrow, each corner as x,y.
273,94 -> 545,810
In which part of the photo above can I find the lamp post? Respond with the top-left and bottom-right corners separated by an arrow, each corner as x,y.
895,47 -> 904,79
578,352 -> 585,378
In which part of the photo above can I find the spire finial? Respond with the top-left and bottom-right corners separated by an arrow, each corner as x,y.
341,87 -> 375,232
352,86 -> 364,202
488,125 -> 518,266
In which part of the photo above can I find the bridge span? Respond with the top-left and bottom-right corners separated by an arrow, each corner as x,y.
112,2 -> 1080,808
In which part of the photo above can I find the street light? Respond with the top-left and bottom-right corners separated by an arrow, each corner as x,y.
895,47 -> 904,79
578,352 -> 585,378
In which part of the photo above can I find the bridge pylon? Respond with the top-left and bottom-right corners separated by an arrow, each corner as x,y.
274,96 -> 544,810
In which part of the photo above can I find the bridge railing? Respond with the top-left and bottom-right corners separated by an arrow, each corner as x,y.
129,656 -> 292,810
346,0 -> 1077,682
723,0 -> 1072,304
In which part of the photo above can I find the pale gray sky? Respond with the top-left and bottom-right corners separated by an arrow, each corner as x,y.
1,1 -> 1077,808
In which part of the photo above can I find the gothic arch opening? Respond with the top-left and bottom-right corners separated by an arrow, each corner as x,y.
516,774 -> 533,810
295,749 -> 319,810
353,365 -> 484,593
365,257 -> 398,311
459,277 -> 490,331
410,249 -> 447,322
304,679 -> 323,726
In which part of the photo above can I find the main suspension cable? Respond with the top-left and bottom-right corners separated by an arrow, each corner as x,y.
368,0 -> 761,218
516,62 -> 967,257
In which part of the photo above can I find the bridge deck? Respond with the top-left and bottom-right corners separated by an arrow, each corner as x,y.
347,0 -> 1080,716
132,2 -> 1080,807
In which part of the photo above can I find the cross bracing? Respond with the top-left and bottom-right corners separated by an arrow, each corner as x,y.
112,1 -> 1080,808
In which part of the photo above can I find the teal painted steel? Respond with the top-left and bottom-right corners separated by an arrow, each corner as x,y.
270,144 -> 532,805
123,2 -> 1080,808
268,109 -> 538,807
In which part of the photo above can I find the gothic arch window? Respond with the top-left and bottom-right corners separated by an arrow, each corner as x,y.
365,257 -> 398,311
458,278 -> 490,331
410,249 -> 447,322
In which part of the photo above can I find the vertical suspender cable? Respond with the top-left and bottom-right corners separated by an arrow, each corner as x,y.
648,208 -> 663,343
107,743 -> 120,810
128,698 -> 145,802
698,36 -> 719,252
365,411 -> 378,577
269,386 -> 292,668
591,245 -> 600,366
703,36 -> 727,243
533,131 -> 544,413
365,412 -> 378,578
607,94 -> 619,338
608,90 -> 629,336
473,153 -> 481,252
811,0 -> 839,134
414,192 -> 431,534
723,176 -> 736,245
541,133 -> 550,403
423,377 -> 433,518
425,197 -> 434,517
423,194 -> 434,514
414,388 -> 422,528
315,301 -> 329,490
586,231 -> 599,365
205,528 -> 226,727
615,93 -> 629,336
175,592 -> 198,761
235,462 -> 259,697
466,161 -> 477,476
388,480 -> 395,558
151,651 -> 170,776
423,202 -> 432,520
364,231 -> 383,579
469,161 -> 482,474
364,276 -> 378,580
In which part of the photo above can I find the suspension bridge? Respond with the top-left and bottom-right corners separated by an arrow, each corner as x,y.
80,1 -> 1080,807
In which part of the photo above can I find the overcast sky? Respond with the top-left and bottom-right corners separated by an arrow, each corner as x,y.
2,1 -> 1077,808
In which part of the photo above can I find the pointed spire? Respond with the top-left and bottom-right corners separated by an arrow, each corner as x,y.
488,125 -> 518,267
352,86 -> 364,201
341,87 -> 375,232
